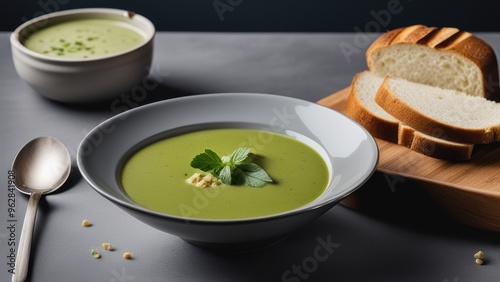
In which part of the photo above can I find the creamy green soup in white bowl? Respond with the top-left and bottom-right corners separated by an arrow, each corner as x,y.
77,93 -> 379,251
10,8 -> 155,103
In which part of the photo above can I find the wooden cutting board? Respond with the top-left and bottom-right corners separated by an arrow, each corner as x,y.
318,87 -> 500,232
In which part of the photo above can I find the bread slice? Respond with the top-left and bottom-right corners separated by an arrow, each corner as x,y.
366,25 -> 500,101
346,71 -> 474,160
398,123 -> 473,161
346,71 -> 399,143
375,75 -> 500,144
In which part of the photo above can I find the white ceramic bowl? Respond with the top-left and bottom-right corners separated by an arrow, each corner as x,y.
77,93 -> 379,251
10,8 -> 155,103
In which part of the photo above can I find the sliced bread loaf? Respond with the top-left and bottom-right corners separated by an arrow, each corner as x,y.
375,75 -> 500,144
366,25 -> 500,101
346,71 -> 474,160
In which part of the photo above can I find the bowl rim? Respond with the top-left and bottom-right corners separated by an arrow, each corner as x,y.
10,7 -> 156,63
77,93 -> 379,224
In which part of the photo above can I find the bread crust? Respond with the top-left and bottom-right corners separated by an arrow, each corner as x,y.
398,123 -> 473,161
397,123 -> 416,147
375,76 -> 499,144
411,131 -> 473,161
366,24 -> 500,101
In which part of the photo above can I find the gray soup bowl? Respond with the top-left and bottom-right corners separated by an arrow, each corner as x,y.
77,93 -> 379,251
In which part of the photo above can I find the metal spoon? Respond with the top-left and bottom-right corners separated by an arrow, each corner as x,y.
11,136 -> 71,282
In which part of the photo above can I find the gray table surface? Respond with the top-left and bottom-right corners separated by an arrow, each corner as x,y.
1,31 -> 500,282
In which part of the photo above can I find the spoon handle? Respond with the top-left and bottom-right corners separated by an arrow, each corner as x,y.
12,192 -> 42,282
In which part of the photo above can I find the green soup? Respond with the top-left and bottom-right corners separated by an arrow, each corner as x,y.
121,128 -> 330,220
23,18 -> 146,59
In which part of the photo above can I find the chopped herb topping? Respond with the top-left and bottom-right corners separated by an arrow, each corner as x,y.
42,38 -> 97,57
190,148 -> 273,188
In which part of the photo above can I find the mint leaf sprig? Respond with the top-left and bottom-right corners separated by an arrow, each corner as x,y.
190,148 -> 273,188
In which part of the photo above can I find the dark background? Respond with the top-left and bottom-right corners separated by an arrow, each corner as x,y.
1,0 -> 498,32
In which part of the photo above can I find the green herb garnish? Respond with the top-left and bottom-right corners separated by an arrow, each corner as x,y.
190,148 -> 273,188
42,40 -> 96,57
